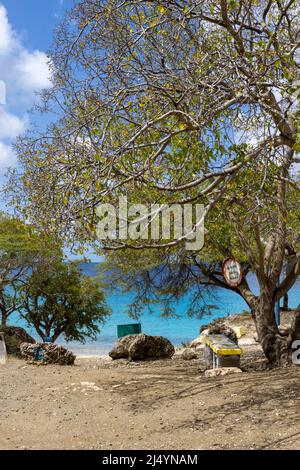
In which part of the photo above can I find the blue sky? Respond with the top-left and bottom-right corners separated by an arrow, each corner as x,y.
0,0 -> 68,50
0,0 -> 70,172
0,0 -> 101,261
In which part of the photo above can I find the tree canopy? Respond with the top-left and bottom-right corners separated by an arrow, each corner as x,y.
11,0 -> 300,364
20,259 -> 111,343
0,213 -> 60,325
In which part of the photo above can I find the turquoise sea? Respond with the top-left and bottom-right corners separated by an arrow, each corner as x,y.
10,262 -> 300,355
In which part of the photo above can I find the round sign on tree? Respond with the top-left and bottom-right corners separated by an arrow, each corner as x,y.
222,258 -> 243,287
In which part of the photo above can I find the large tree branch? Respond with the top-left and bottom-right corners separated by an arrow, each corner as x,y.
275,253 -> 300,301
269,149 -> 294,291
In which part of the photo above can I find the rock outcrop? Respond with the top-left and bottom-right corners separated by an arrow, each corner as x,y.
109,333 -> 175,361
0,325 -> 35,356
20,342 -> 76,365
190,329 -> 209,349
181,348 -> 198,360
206,321 -> 238,344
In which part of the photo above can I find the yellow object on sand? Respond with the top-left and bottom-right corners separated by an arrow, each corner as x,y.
232,326 -> 245,339
203,334 -> 243,356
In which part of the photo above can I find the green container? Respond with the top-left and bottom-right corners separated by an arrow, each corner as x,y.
117,323 -> 141,338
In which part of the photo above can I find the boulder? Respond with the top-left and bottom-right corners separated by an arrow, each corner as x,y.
207,322 -> 238,344
181,348 -> 198,360
108,334 -> 137,360
0,325 -> 35,356
204,367 -> 242,378
109,334 -> 175,361
20,342 -> 76,365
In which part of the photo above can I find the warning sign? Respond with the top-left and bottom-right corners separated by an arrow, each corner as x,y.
222,258 -> 243,287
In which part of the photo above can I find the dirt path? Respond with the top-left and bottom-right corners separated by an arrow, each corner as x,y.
1,354 -> 300,450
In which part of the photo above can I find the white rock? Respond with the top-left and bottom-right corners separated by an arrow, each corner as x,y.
190,329 -> 209,348
182,348 -> 198,360
239,338 -> 255,346
190,336 -> 203,348
204,367 -> 242,378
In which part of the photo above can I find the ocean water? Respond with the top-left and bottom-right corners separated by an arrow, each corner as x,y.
10,262 -> 300,355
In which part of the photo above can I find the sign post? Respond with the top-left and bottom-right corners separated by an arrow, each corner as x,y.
0,332 -> 7,365
222,258 -> 243,288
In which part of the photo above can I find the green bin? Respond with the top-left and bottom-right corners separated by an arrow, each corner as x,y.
117,323 -> 141,338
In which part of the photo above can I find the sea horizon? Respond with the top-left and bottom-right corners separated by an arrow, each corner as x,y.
9,262 -> 300,356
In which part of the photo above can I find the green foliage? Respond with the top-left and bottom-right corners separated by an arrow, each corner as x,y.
0,212 -> 61,325
9,0 -> 300,338
102,157 -> 300,318
0,212 -> 56,267
20,259 -> 111,343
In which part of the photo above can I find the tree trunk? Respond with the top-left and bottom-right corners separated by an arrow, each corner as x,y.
1,310 -> 7,327
52,329 -> 62,343
253,291 -> 300,366
252,290 -> 290,366
283,293 -> 289,310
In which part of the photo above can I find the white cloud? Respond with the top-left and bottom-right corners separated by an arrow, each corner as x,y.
0,5 -> 14,55
0,141 -> 16,167
15,50 -> 51,91
0,3 -> 52,171
0,108 -> 28,139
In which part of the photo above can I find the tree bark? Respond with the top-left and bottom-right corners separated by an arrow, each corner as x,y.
252,291 -> 300,366
283,293 -> 289,310
52,330 -> 61,343
1,310 -> 7,327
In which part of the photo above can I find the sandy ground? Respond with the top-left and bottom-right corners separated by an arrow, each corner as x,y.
1,311 -> 299,450
1,341 -> 300,450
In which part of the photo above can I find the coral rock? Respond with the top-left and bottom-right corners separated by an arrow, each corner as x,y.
109,334 -> 175,361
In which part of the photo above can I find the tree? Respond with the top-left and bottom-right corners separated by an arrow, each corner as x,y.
103,162 -> 300,341
12,1 -> 300,364
19,259 -> 111,343
0,213 -> 59,326
282,245 -> 298,310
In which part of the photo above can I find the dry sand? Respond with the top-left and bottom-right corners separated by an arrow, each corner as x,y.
1,312 -> 299,450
